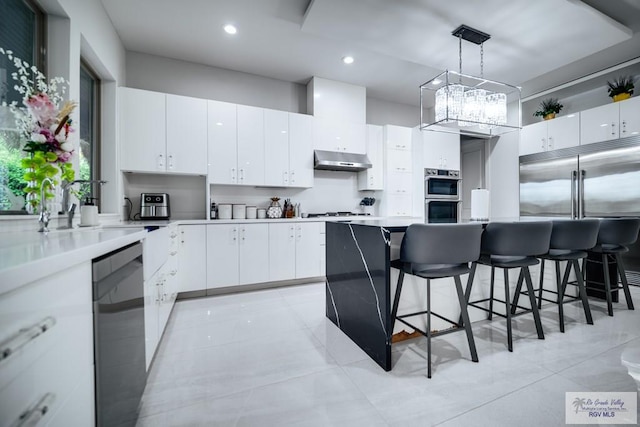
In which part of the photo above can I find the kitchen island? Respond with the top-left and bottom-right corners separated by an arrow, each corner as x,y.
325,218 -> 423,371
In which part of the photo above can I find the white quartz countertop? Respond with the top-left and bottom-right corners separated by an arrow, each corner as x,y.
0,227 -> 147,295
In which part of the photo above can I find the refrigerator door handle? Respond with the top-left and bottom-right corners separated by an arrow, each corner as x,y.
579,169 -> 586,218
571,170 -> 577,219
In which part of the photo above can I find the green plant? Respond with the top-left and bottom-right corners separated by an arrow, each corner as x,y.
607,76 -> 635,98
533,98 -> 563,117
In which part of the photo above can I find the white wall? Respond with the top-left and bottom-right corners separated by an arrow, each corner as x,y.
126,51 -> 307,113
367,97 -> 418,127
486,131 -> 520,220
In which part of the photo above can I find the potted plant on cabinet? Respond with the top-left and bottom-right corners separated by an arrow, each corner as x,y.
607,76 -> 635,102
533,98 -> 563,121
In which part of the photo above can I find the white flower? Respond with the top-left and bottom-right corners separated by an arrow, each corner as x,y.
59,141 -> 73,151
31,133 -> 47,143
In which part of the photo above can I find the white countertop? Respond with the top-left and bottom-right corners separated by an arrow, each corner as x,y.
0,227 -> 147,296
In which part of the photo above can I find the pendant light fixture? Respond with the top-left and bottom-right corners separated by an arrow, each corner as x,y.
420,25 -> 521,136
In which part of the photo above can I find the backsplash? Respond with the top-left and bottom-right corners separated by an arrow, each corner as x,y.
211,170 -> 381,216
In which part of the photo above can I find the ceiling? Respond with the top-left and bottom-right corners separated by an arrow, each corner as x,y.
100,0 -> 640,107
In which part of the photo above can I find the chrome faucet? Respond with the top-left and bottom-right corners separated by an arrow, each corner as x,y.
38,178 -> 54,233
59,179 -> 108,229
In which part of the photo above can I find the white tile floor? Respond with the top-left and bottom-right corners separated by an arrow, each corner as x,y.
135,283 -> 640,426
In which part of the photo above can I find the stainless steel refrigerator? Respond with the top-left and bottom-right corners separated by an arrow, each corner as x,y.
519,137 -> 640,287
520,141 -> 640,218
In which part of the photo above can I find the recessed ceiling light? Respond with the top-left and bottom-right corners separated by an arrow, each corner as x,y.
342,56 -> 354,65
223,24 -> 237,35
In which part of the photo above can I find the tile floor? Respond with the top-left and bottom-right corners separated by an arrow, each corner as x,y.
135,282 -> 640,426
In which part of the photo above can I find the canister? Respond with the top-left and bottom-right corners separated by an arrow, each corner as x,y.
218,204 -> 232,219
257,208 -> 267,219
232,204 -> 246,219
246,206 -> 257,219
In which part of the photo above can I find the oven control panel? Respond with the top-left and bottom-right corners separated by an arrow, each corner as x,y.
425,169 -> 459,177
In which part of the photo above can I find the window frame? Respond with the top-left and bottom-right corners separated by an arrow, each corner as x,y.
79,59 -> 102,208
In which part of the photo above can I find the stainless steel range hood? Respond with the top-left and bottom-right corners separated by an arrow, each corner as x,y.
314,150 -> 372,172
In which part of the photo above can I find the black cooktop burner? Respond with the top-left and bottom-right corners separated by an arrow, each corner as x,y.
307,212 -> 371,218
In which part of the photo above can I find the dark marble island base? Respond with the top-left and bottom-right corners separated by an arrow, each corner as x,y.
325,220 -> 413,371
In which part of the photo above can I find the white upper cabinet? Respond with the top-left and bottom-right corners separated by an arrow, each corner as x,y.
358,124 -> 384,190
208,100 -> 238,184
580,103 -> 620,145
385,125 -> 412,151
619,95 -> 640,137
264,108 -> 290,186
422,129 -> 460,170
520,114 -> 579,155
120,88 -> 207,174
120,88 -> 166,173
313,117 -> 366,154
264,110 -> 314,188
288,113 -> 314,188
237,105 -> 265,185
166,94 -> 208,174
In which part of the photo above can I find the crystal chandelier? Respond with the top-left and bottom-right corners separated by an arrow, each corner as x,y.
420,25 -> 521,136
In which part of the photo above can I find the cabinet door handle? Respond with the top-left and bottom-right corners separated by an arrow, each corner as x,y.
283,171 -> 288,185
611,122 -> 616,136
158,154 -> 164,169
231,168 -> 236,183
168,154 -> 174,170
239,168 -> 245,182
547,136 -> 553,150
241,227 -> 246,241
14,393 -> 56,427
290,170 -> 295,184
622,120 -> 627,134
1,317 -> 56,362
231,228 -> 237,242
541,138 -> 545,150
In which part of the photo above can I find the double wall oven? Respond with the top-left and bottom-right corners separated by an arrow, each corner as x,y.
424,168 -> 461,223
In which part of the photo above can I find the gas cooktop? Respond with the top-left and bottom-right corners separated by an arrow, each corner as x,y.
307,212 -> 372,218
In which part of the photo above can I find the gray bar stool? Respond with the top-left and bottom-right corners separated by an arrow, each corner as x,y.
390,223 -> 483,378
464,221 -> 551,352
588,218 -> 640,316
512,219 -> 600,332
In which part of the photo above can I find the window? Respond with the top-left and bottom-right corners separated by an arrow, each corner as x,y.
0,0 -> 44,214
78,62 -> 101,206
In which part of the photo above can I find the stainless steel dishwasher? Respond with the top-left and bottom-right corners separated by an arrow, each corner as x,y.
93,241 -> 146,426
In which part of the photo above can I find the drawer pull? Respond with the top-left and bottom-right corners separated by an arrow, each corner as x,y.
14,393 -> 56,427
1,317 -> 56,362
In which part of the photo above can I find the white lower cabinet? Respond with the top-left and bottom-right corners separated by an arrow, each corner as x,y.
143,225 -> 179,370
207,223 -> 269,289
0,262 -> 93,427
178,225 -> 207,292
268,222 -> 323,281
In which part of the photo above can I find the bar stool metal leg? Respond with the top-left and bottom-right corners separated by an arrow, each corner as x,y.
426,279 -> 432,378
602,254 -> 614,316
616,254 -> 635,310
454,275 -> 478,363
538,259 -> 546,309
523,266 -> 545,340
503,268 -> 513,352
557,261 -> 572,333
390,270 -> 405,338
488,267 -> 496,321
510,270 -> 524,315
573,259 -> 593,325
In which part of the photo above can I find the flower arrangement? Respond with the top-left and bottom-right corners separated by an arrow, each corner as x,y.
533,98 -> 563,120
1,47 -> 76,212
